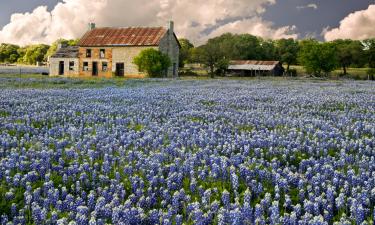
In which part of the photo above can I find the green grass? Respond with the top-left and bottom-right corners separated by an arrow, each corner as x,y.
290,65 -> 370,80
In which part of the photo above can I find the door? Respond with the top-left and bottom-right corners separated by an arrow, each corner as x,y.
58,61 -> 64,75
92,62 -> 98,76
116,63 -> 125,76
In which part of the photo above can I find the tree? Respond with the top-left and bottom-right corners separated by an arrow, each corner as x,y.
178,39 -> 194,68
276,38 -> 299,72
133,48 -> 171,77
259,39 -> 277,60
363,39 -> 375,80
333,39 -> 364,75
298,39 -> 338,76
18,44 -> 50,65
0,43 -> 20,63
195,38 -> 227,78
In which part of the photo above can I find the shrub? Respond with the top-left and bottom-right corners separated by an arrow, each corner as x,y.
133,49 -> 171,78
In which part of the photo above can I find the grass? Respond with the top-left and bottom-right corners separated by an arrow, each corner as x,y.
290,65 -> 370,80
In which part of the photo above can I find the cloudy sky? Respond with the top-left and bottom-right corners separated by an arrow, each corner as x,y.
0,0 -> 374,46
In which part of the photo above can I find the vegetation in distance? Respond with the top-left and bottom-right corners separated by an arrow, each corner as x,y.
1,34 -> 375,80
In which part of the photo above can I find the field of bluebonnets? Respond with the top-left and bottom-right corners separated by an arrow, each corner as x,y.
0,76 -> 375,225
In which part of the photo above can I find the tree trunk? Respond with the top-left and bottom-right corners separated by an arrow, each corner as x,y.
210,65 -> 215,78
343,65 -> 347,75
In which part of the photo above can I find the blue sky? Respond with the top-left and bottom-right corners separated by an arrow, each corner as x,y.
262,0 -> 374,39
0,0 -> 374,45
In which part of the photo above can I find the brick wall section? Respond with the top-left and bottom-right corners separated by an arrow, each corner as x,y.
78,47 -> 113,78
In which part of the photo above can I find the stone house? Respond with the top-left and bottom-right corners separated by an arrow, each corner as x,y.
49,21 -> 180,77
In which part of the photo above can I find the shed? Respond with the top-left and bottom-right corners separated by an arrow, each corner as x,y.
49,46 -> 79,76
227,60 -> 285,76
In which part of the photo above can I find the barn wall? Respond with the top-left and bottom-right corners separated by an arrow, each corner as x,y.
159,32 -> 179,77
78,47 -> 113,78
49,58 -> 79,76
112,46 -> 158,77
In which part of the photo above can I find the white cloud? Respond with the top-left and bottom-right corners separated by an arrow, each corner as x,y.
324,4 -> 375,41
206,18 -> 298,41
0,0 -> 298,46
296,3 -> 318,10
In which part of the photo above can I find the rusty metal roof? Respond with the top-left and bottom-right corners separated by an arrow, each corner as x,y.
228,60 -> 280,71
78,27 -> 168,47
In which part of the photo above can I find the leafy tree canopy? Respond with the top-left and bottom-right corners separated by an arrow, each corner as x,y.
298,39 -> 338,76
133,48 -> 171,77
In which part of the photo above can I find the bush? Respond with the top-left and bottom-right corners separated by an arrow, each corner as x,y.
367,68 -> 375,80
133,49 -> 171,78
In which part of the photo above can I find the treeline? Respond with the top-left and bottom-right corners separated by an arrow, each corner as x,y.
0,39 -> 79,65
179,33 -> 375,78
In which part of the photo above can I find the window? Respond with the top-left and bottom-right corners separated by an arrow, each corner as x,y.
100,49 -> 105,58
69,61 -> 75,71
102,62 -> 108,71
83,62 -> 89,71
86,49 -> 91,58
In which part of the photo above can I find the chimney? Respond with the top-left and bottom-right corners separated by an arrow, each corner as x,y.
88,22 -> 96,31
167,21 -> 174,34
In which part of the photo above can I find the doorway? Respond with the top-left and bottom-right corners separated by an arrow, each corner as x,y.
115,63 -> 125,76
92,62 -> 98,76
58,61 -> 64,75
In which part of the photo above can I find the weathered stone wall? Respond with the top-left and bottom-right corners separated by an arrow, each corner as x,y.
159,31 -> 180,77
49,58 -> 79,76
112,46 -> 158,77
78,47 -> 113,78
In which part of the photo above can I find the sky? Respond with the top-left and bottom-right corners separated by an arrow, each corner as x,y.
0,0 -> 374,46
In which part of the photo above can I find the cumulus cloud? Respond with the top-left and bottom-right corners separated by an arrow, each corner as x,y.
206,18 -> 298,40
296,3 -> 318,10
0,0 -> 298,45
324,4 -> 375,41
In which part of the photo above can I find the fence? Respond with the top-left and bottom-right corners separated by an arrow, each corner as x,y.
0,66 -> 49,75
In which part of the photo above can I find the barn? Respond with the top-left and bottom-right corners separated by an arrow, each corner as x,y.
49,21 -> 180,78
227,60 -> 285,76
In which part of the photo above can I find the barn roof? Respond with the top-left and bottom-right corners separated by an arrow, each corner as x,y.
228,60 -> 280,71
78,27 -> 168,47
50,46 -> 79,58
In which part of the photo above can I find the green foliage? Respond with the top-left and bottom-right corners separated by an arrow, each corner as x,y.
276,38 -> 299,71
194,37 -> 227,78
18,44 -> 50,65
133,48 -> 171,77
363,39 -> 375,68
367,68 -> 375,80
332,39 -> 364,75
0,43 -> 20,63
298,39 -> 339,76
179,38 -> 194,68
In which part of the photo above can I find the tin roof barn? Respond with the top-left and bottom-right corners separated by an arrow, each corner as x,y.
228,60 -> 285,76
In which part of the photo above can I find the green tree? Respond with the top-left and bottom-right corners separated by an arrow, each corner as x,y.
18,44 -> 50,65
178,38 -> 194,68
259,39 -> 277,60
298,39 -> 338,76
0,43 -> 20,63
276,38 -> 299,72
133,48 -> 171,77
195,38 -> 227,78
333,39 -> 364,75
363,39 -> 375,80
